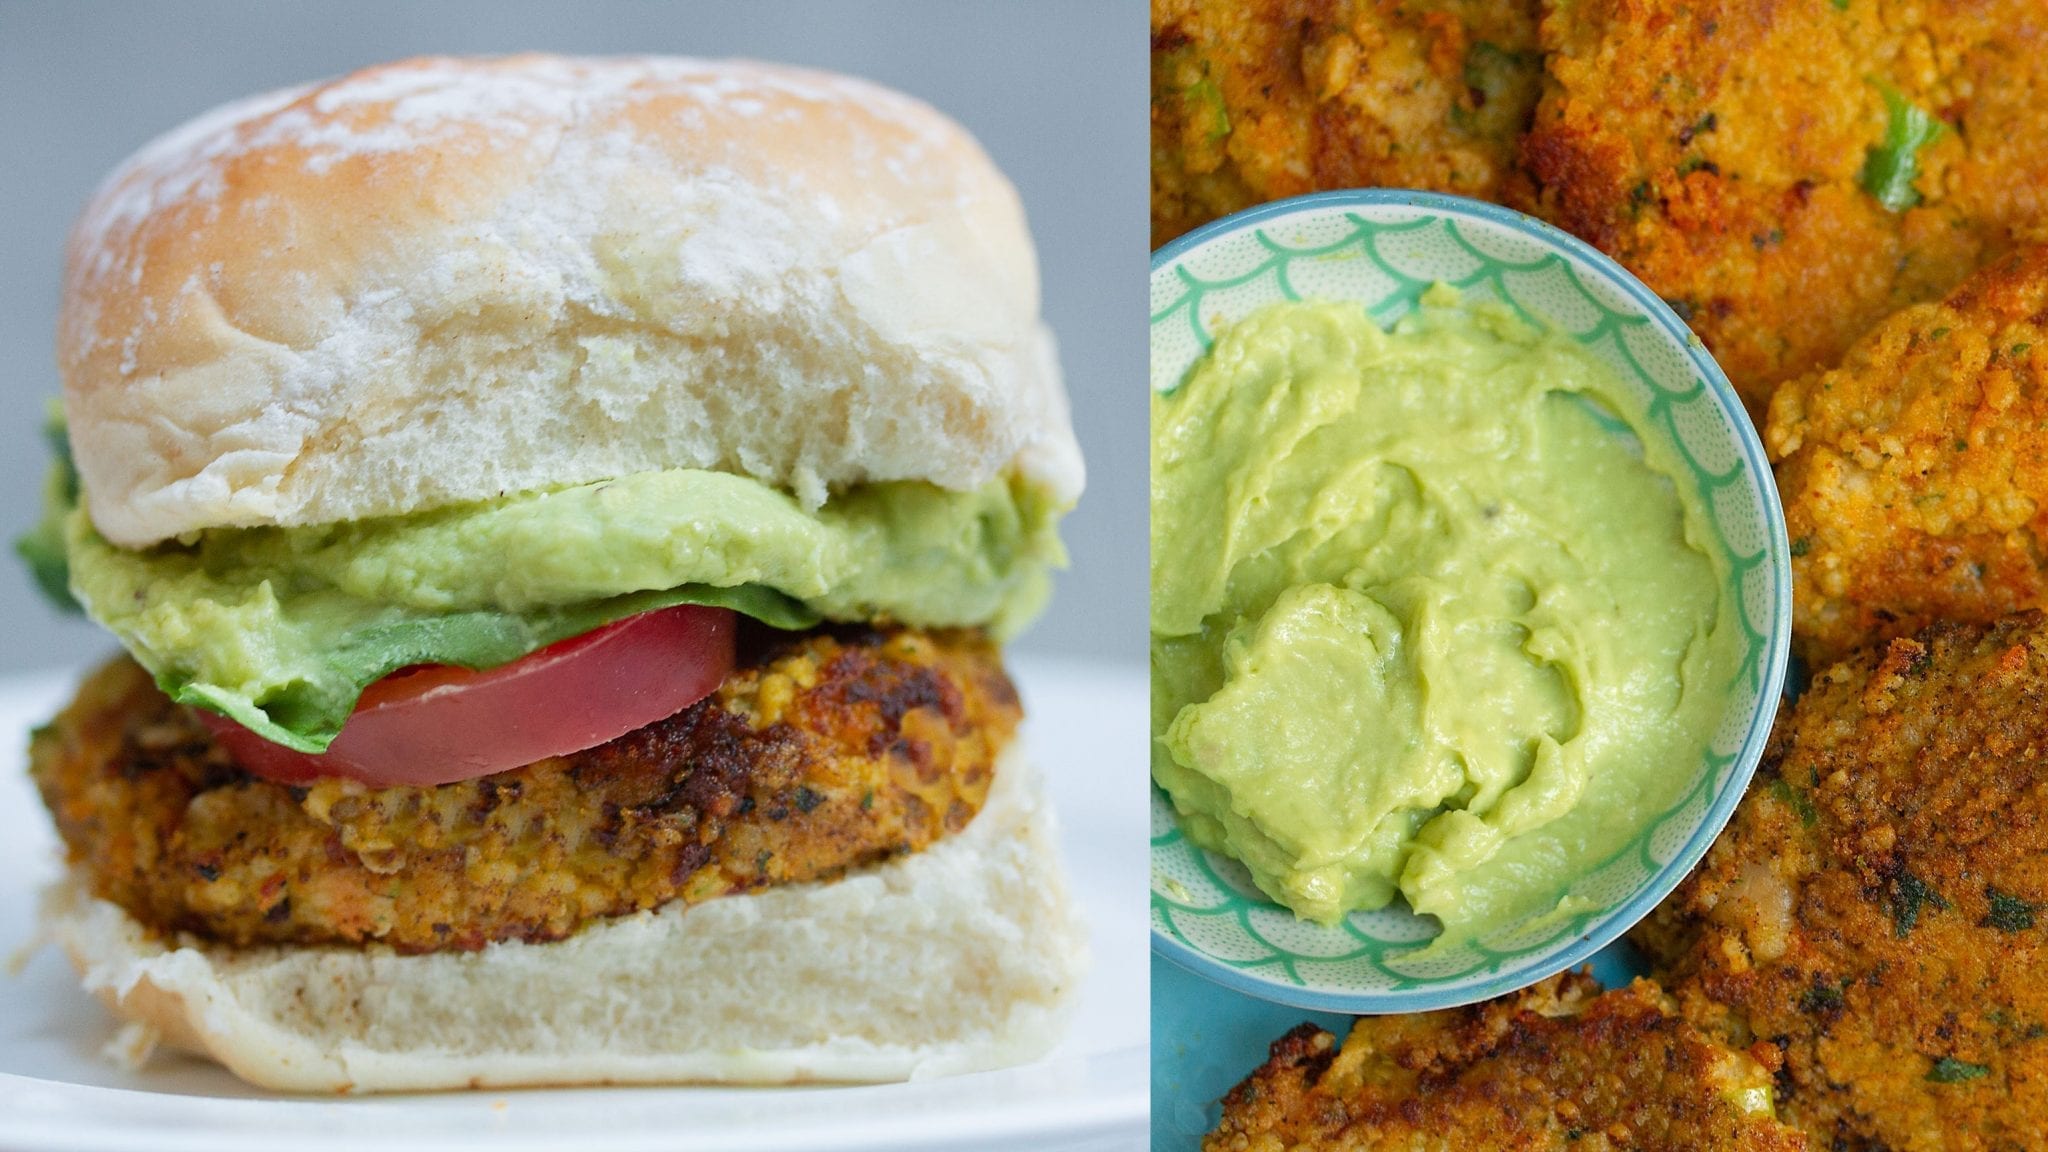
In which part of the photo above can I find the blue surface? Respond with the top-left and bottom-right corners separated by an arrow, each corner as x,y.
1150,942 -> 1654,1152
1150,953 -> 1348,1152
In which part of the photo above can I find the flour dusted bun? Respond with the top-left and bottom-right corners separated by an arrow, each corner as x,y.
41,749 -> 1085,1093
59,54 -> 1083,548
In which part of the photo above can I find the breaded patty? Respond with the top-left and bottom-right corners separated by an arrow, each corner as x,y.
1151,0 -> 1541,246
32,625 -> 1015,954
1635,617 -> 2048,1151
1769,245 -> 2048,669
1514,0 -> 2048,421
1207,972 -> 1807,1151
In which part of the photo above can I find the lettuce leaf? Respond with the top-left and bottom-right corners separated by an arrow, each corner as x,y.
171,581 -> 815,751
15,404 -> 79,614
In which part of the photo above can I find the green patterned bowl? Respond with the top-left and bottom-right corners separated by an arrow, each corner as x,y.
1149,190 -> 1790,1014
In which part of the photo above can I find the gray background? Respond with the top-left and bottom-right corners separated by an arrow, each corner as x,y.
0,0 -> 1144,673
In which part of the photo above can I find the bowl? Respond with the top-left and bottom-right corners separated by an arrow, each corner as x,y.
1148,190 -> 1791,1014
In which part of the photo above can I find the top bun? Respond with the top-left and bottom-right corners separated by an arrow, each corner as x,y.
59,55 -> 1083,548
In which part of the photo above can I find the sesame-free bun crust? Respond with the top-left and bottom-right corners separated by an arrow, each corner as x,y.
61,55 -> 1082,547
41,749 -> 1085,1093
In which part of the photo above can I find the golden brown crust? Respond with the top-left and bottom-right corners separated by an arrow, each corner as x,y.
31,625 -> 1016,953
1150,0 -> 1542,246
1150,0 -> 2048,426
1511,0 -> 2048,422
1207,973 -> 1808,1151
1636,615 -> 2048,1151
1767,244 -> 2048,670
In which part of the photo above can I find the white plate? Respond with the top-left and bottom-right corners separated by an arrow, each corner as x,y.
0,655 -> 1148,1151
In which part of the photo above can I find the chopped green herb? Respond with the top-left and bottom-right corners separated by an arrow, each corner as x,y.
1771,777 -> 1818,826
1752,228 -> 1785,250
1629,180 -> 1654,212
861,789 -> 876,811
1188,74 -> 1229,142
1862,85 -> 1945,212
793,785 -> 824,814
1890,869 -> 1949,937
1928,1056 -> 1990,1083
1798,977 -> 1846,1015
1956,438 -> 1970,452
1678,111 -> 1718,146
1677,154 -> 1719,177
2015,342 -> 2033,357
1790,536 -> 1814,558
1930,327 -> 1951,340
1983,887 -> 2037,933
1830,0 -> 1849,8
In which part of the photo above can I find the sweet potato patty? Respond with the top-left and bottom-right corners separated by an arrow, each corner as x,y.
1512,0 -> 2048,422
1150,0 -> 1542,246
31,625 -> 1017,954
1207,973 -> 1807,1151
1768,245 -> 2048,669
1634,616 -> 2048,1150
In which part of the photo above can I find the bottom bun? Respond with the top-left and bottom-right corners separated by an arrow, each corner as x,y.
41,747 -> 1086,1093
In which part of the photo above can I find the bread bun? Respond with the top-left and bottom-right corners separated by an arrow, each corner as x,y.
41,748 -> 1085,1093
59,55 -> 1083,547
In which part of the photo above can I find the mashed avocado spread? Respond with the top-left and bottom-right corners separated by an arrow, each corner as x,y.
1152,291 -> 1738,943
22,413 -> 1063,753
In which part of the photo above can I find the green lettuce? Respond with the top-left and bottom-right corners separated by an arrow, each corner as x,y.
14,404 -> 78,614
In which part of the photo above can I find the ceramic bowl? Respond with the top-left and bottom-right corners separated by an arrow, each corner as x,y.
1148,190 -> 1791,1013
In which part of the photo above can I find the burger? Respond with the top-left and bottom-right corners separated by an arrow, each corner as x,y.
15,54 -> 1087,1093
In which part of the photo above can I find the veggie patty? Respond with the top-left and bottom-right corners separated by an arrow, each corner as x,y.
1635,615 -> 2048,1150
32,623 -> 1016,954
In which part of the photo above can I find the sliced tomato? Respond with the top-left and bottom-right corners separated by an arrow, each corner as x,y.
198,604 -> 737,787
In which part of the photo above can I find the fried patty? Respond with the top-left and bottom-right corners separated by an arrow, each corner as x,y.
1634,616 -> 2048,1151
1207,972 -> 1808,1151
1512,0 -> 2048,422
1151,0 -> 1542,246
31,625 -> 1017,954
1769,244 -> 2048,669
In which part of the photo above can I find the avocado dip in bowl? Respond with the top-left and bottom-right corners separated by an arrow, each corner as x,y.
1149,191 -> 1790,1014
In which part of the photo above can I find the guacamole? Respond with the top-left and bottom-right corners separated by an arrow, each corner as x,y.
27,431 -> 1063,752
1151,292 -> 1737,943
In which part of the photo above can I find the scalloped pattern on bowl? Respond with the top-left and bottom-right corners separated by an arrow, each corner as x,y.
1149,191 -> 1791,1014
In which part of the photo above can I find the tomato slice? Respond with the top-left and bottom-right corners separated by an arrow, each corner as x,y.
198,605 -> 738,787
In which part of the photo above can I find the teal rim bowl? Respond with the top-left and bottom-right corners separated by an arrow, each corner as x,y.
1149,190 -> 1792,1014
